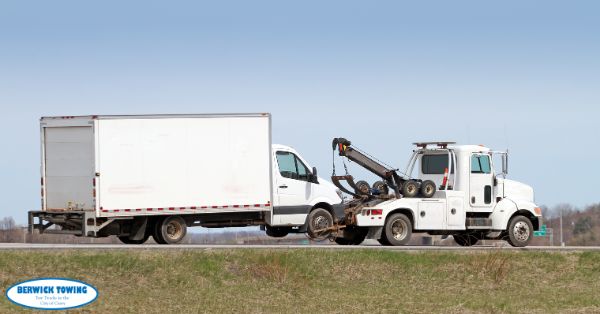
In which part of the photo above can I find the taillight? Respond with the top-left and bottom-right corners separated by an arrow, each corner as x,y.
371,209 -> 383,215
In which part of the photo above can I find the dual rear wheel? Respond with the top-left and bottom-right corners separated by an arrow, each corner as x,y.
118,216 -> 187,245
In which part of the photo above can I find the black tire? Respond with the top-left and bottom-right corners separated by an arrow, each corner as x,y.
152,217 -> 167,244
384,213 -> 412,246
420,180 -> 436,198
335,237 -> 352,245
118,233 -> 150,244
266,227 -> 289,238
340,227 -> 368,245
453,234 -> 479,246
355,180 -> 371,195
401,180 -> 419,198
372,181 -> 389,195
154,216 -> 187,244
377,237 -> 391,246
306,208 -> 334,240
507,215 -> 533,247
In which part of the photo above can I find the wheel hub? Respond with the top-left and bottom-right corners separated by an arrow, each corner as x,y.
391,219 -> 408,240
513,221 -> 530,242
166,221 -> 183,240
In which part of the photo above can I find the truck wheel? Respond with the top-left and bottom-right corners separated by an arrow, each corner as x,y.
453,234 -> 479,246
507,215 -> 533,247
384,213 -> 412,246
307,208 -> 333,240
338,227 -> 368,245
401,181 -> 419,198
420,180 -> 436,198
372,181 -> 389,195
152,217 -> 167,244
355,180 -> 371,195
155,216 -> 187,244
334,237 -> 352,245
266,227 -> 289,238
377,237 -> 391,246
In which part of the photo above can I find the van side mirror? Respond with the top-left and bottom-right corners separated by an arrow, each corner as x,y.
310,167 -> 319,184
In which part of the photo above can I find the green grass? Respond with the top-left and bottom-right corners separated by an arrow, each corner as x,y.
1,249 -> 599,313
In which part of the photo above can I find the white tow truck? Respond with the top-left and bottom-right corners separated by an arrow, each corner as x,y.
28,114 -> 343,244
329,139 -> 541,247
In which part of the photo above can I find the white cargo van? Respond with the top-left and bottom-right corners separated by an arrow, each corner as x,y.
29,114 -> 343,244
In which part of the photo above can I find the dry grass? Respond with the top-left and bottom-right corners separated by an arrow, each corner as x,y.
0,249 -> 599,313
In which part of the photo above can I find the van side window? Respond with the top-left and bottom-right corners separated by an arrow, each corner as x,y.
276,151 -> 311,182
471,155 -> 491,174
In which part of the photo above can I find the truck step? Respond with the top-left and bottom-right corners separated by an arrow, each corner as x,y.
466,217 -> 492,229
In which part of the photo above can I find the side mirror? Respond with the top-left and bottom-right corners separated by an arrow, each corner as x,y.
311,167 -> 319,184
501,153 -> 508,175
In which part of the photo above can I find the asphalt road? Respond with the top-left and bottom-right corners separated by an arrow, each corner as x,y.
1,243 -> 600,251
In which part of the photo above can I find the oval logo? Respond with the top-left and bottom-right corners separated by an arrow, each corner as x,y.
5,278 -> 98,310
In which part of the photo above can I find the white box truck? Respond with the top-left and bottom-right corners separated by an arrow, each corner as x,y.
28,114 -> 343,244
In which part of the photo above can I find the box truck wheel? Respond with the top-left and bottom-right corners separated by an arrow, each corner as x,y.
507,215 -> 533,247
307,208 -> 333,240
420,180 -> 436,198
401,181 -> 419,198
153,216 -> 187,244
384,213 -> 412,246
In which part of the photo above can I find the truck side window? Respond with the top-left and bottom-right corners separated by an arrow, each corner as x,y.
276,151 -> 298,179
422,154 -> 453,174
471,155 -> 491,174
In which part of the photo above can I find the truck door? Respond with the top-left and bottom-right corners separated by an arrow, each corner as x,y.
273,151 -> 313,224
469,154 -> 494,209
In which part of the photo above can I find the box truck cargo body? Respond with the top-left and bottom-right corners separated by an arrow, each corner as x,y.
29,114 -> 343,244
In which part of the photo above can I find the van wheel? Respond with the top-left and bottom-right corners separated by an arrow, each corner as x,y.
401,181 -> 419,198
384,213 -> 412,246
307,208 -> 333,240
507,215 -> 533,247
153,216 -> 187,244
420,180 -> 436,198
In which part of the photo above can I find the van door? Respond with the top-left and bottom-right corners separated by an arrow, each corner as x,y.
272,150 -> 313,225
469,154 -> 494,209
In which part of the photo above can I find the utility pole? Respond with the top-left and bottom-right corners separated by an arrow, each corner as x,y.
560,208 -> 565,247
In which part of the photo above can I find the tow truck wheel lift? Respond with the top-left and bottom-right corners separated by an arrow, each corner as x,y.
309,138 -> 438,243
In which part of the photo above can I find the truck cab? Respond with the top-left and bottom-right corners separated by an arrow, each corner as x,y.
267,144 -> 343,237
355,143 -> 541,247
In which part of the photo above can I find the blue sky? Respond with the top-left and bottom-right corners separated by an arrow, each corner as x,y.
1,1 -> 599,224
